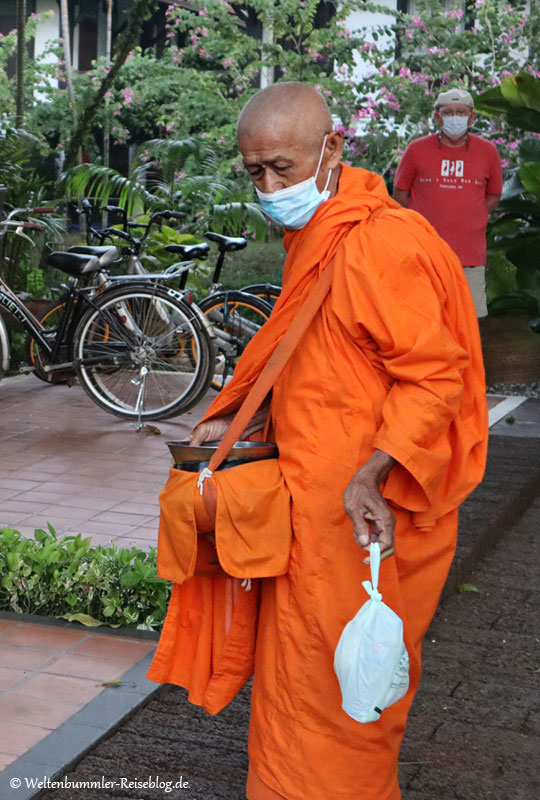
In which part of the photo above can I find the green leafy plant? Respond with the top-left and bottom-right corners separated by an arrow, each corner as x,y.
64,137 -> 267,238
0,524 -> 170,630
478,73 -> 540,318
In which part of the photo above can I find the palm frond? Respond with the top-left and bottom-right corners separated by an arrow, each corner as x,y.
211,202 -> 269,240
62,164 -> 160,218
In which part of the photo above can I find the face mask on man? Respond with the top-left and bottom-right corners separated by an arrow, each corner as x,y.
441,116 -> 469,139
255,135 -> 332,230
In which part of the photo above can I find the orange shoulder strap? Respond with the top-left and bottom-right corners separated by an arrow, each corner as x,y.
208,260 -> 335,473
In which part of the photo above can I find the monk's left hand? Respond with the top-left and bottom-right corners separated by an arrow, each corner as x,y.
343,450 -> 397,563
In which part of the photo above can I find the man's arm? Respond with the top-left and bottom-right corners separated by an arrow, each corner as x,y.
393,188 -> 411,208
486,193 -> 501,213
333,221 -> 473,560
190,397 -> 270,445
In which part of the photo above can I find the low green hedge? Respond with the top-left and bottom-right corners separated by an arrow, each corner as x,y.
0,524 -> 170,629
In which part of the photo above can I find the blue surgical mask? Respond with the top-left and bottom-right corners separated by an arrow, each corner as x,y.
442,116 -> 469,139
255,136 -> 332,230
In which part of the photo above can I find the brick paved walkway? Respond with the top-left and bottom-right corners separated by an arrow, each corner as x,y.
0,374 -> 211,549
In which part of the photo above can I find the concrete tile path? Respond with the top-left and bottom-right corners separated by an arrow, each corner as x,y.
0,374 -> 212,548
0,373 -> 212,779
0,619 -> 156,776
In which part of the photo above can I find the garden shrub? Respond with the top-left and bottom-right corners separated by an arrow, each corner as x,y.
0,524 -> 170,630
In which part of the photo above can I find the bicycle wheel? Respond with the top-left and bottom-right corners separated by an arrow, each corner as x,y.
198,290 -> 272,391
241,283 -> 281,307
0,315 -> 9,380
74,283 -> 214,420
26,301 -> 74,384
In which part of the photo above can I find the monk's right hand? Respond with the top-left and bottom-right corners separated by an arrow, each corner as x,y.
189,415 -> 232,446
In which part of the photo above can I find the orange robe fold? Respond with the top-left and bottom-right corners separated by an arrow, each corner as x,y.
147,164 -> 487,800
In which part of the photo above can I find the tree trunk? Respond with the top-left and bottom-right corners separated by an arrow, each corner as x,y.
102,0 -> 114,230
103,0 -> 113,169
60,0 -> 77,123
15,0 -> 26,127
64,0 -> 155,170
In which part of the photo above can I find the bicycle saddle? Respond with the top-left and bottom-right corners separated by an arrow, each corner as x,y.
205,232 -> 248,251
70,245 -> 119,267
165,243 -> 210,260
46,251 -> 102,277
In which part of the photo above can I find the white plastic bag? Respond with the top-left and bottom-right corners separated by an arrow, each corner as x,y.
334,542 -> 409,723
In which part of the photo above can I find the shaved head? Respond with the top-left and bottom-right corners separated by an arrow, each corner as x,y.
238,82 -> 333,148
237,82 -> 343,198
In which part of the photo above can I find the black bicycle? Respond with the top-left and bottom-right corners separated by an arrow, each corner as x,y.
0,210 -> 214,422
93,211 -> 277,392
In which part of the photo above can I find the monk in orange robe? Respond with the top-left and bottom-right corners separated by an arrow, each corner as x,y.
147,83 -> 487,800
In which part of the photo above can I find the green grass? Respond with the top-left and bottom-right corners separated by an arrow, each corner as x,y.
218,239 -> 286,288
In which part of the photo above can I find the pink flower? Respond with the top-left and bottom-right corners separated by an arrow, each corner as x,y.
411,16 -> 427,31
223,57 -> 234,68
501,158 -> 510,168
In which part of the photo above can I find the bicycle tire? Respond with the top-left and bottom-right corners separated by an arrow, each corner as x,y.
241,283 -> 281,307
26,301 -> 75,384
198,290 -> 272,391
74,283 -> 214,421
0,315 -> 9,380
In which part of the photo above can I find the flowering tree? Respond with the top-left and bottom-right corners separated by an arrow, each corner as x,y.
4,0 -> 540,197
347,0 -> 540,178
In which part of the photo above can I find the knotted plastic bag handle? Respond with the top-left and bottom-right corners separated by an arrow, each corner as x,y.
362,542 -> 382,602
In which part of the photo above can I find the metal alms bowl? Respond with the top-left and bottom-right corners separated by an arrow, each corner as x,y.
166,440 -> 278,471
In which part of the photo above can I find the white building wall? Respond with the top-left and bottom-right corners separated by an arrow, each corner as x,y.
346,0 -> 399,82
34,0 -> 59,60
34,0 -> 60,94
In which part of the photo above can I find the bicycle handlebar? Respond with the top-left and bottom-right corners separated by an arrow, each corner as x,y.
103,227 -> 140,245
30,207 -> 55,214
158,211 -> 186,221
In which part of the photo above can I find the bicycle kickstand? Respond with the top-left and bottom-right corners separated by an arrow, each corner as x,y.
133,365 -> 148,431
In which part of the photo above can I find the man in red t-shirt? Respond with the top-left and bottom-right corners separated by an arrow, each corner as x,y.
393,87 -> 502,317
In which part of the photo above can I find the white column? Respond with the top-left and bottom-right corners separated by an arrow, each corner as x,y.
260,24 -> 274,89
